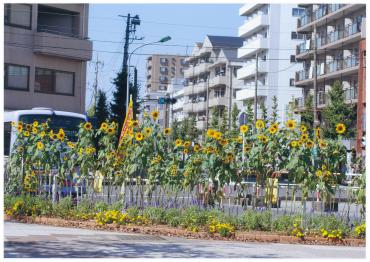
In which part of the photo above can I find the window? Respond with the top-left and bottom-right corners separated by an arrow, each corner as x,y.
160,67 -> 168,75
159,85 -> 167,91
292,8 -> 305,17
4,122 -> 11,156
5,64 -> 29,90
35,67 -> 74,95
159,76 -> 168,83
291,32 -> 304,40
160,58 -> 168,65
5,4 -> 32,29
289,78 -> 295,86
290,55 -> 296,63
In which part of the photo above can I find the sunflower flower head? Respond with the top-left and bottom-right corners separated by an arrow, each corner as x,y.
286,119 -> 296,130
255,119 -> 265,130
135,132 -> 144,141
84,122 -> 93,131
240,125 -> 249,134
335,123 -> 346,134
164,127 -> 171,136
151,110 -> 160,121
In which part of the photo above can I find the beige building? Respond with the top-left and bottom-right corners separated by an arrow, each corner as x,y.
146,54 -> 188,93
4,4 -> 92,113
294,4 -> 365,121
183,35 -> 244,130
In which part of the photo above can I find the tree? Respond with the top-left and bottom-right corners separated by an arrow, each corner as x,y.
270,96 -> 279,123
300,94 -> 314,129
231,103 -> 239,132
171,119 -> 180,140
110,71 -> 128,136
210,107 -> 219,129
322,80 -> 356,139
260,101 -> 267,121
220,107 -> 228,133
95,90 -> 110,127
245,100 -> 254,126
187,115 -> 199,141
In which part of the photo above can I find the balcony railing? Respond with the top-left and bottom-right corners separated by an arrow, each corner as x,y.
344,87 -> 358,101
295,97 -> 305,109
298,4 -> 346,28
317,92 -> 327,106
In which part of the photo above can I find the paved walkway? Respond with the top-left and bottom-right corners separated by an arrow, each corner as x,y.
4,222 -> 366,258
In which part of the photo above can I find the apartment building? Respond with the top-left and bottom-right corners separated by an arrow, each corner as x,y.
168,83 -> 185,127
236,4 -> 305,122
146,54 -> 188,93
183,35 -> 244,131
294,4 -> 365,152
4,4 -> 92,113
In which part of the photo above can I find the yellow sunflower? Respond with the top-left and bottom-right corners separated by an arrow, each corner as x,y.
33,121 -> 39,127
236,136 -> 243,144
164,127 -> 171,135
335,123 -> 346,134
40,131 -> 46,138
315,127 -> 322,138
135,132 -> 144,141
194,144 -> 201,152
183,148 -> 189,155
271,123 -> 279,130
184,141 -> 191,147
258,135 -> 268,143
306,139 -> 314,149
17,124 -> 23,133
268,126 -> 277,135
84,122 -> 93,131
175,139 -> 182,147
108,128 -> 116,135
26,124 -> 32,130
319,139 -> 328,149
300,124 -> 307,133
220,139 -> 228,147
298,140 -> 303,147
144,127 -> 152,136
316,170 -> 323,177
206,129 -> 216,138
100,122 -> 108,131
214,132 -> 222,140
286,119 -> 296,130
301,133 -> 308,141
226,153 -> 234,162
67,141 -> 75,149
32,127 -> 38,135
290,140 -> 298,148
255,119 -> 265,130
240,125 -> 249,134
36,141 -> 44,150
57,129 -> 65,141
151,110 -> 160,121
24,131 -> 30,137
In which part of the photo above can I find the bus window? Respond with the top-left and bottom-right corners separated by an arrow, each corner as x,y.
4,122 -> 11,156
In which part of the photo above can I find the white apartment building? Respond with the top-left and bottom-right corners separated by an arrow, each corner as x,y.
236,4 -> 305,122
168,88 -> 185,126
183,35 -> 244,131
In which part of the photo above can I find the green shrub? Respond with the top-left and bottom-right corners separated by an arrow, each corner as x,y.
126,206 -> 140,218
32,196 -> 53,216
143,207 -> 166,224
53,197 -> 73,218
164,208 -> 182,227
110,201 -> 124,211
76,198 -> 93,214
307,215 -> 349,235
240,210 -> 272,231
272,215 -> 300,232
94,201 -> 109,213
180,207 -> 208,230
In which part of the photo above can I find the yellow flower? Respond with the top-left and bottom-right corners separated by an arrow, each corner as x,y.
135,132 -> 144,141
67,141 -> 75,149
300,125 -> 307,133
220,139 -> 228,147
316,170 -> 323,177
258,135 -> 268,143
226,153 -> 234,162
315,127 -> 322,138
40,131 -> 45,138
322,164 -> 327,170
108,128 -> 116,135
214,132 -> 222,140
184,141 -> 191,147
236,136 -> 243,144
110,121 -> 118,129
183,148 -> 189,155
132,120 -> 139,127
144,127 -> 152,136
31,127 -> 38,135
57,129 -> 65,141
301,133 -> 308,141
298,140 -> 303,147
24,131 -> 30,137
306,139 -> 314,149
194,144 -> 201,152
175,139 -> 182,147
286,119 -> 296,130
17,124 -> 23,133
271,123 -> 279,129
100,122 -> 108,130
268,126 -> 277,135
255,119 -> 265,129
151,110 -> 159,121
335,123 -> 346,134
26,124 -> 32,130
84,122 -> 93,131
290,140 -> 298,148
319,139 -> 328,149
240,125 -> 249,134
164,128 -> 171,135
36,142 -> 44,150
33,121 -> 39,127
207,129 -> 215,138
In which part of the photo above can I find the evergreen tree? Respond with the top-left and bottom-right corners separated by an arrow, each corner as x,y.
95,90 -> 110,127
210,107 -> 219,129
260,102 -> 267,121
220,107 -> 228,134
187,115 -> 198,141
322,80 -> 356,139
171,119 -> 180,140
110,71 -> 128,135
270,96 -> 279,123
231,103 -> 239,132
300,94 -> 314,129
245,100 -> 254,126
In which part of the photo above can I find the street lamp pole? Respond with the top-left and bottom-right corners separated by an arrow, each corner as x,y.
126,36 -> 172,113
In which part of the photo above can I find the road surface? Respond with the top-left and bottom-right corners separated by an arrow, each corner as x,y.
4,222 -> 366,258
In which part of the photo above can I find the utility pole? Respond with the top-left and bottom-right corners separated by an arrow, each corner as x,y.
228,64 -> 233,129
254,53 -> 259,133
122,13 -> 131,73
133,67 -> 138,119
92,53 -> 104,109
313,24 -> 319,128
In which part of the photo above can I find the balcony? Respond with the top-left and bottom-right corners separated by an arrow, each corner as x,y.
344,87 -> 358,101
33,32 -> 92,61
209,75 -> 228,88
209,96 -> 228,107
236,87 -> 267,101
294,97 -> 306,111
193,81 -> 208,94
183,62 -> 211,78
317,92 -> 327,107
239,4 -> 263,16
238,37 -> 268,59
237,61 -> 268,80
184,85 -> 193,96
193,101 -> 207,112
183,103 -> 194,113
238,14 -> 269,38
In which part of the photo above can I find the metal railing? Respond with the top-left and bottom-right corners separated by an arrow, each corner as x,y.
298,4 -> 347,28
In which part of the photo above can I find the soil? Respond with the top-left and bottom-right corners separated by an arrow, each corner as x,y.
4,215 -> 365,247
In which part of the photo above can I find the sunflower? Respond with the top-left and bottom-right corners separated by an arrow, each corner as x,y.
243,145 -> 251,152
175,139 -> 182,147
67,141 -> 75,149
236,136 -> 243,144
17,125 -> 23,133
322,164 -> 327,170
240,125 -> 249,134
290,140 -> 298,148
286,119 -> 296,130
298,140 -> 303,146
183,148 -> 189,155
184,141 -> 191,147
268,126 -> 277,135
207,129 -> 216,138
194,144 -> 201,152
301,133 -> 308,141
108,128 -> 116,135
132,120 -> 139,127
84,122 -> 92,131
335,123 -> 346,134
315,127 -> 322,138
49,130 -> 54,140
57,129 -> 65,141
144,127 -> 152,136
220,139 -> 228,147
316,170 -> 323,177
17,146 -> 24,153
36,142 -> 44,150
32,121 -> 38,127
206,146 -> 214,154
40,131 -> 46,138
226,153 -> 234,162
306,139 -> 314,149
135,132 -> 144,141
319,139 -> 328,149
214,132 -> 222,140
151,110 -> 160,121
300,125 -> 307,133
163,127 -> 171,136
24,131 -> 30,137
271,123 -> 279,129
110,121 -> 118,129
26,124 -> 32,130
255,119 -> 265,129
100,122 -> 108,131
258,135 -> 268,143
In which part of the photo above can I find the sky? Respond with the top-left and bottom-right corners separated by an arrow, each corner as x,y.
86,4 -> 244,110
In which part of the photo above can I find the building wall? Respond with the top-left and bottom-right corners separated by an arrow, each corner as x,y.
4,4 -> 92,113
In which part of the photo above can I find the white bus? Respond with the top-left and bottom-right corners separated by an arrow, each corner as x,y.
4,107 -> 87,157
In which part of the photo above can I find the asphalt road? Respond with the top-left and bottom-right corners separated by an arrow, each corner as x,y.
4,222 -> 366,258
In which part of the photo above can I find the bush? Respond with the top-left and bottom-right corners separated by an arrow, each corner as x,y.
307,215 -> 349,235
272,215 -> 300,232
239,210 -> 272,231
126,206 -> 140,218
354,224 -> 366,239
53,197 -> 73,218
143,207 -> 166,224
94,201 -> 109,213
164,208 -> 182,227
110,201 -> 124,211
180,207 -> 208,231
76,198 -> 93,214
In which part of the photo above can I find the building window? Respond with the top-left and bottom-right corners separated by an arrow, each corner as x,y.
291,32 -> 304,40
159,76 -> 168,83
292,8 -> 305,17
160,58 -> 168,65
289,78 -> 295,86
290,55 -> 296,63
160,67 -> 168,75
159,85 -> 167,91
35,67 -> 74,95
4,4 -> 32,29
5,64 -> 30,91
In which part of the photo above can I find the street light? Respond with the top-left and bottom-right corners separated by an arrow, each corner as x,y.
126,36 -> 172,113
